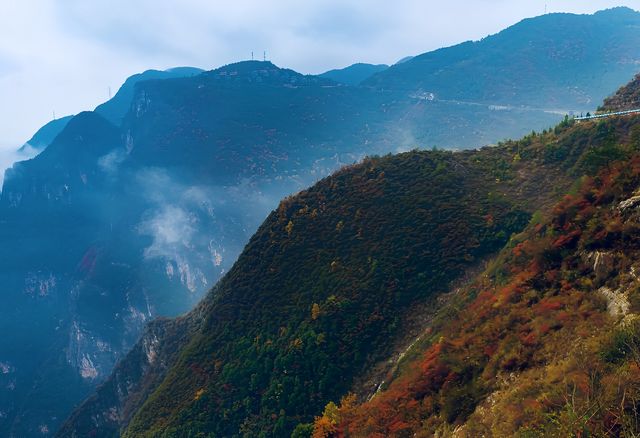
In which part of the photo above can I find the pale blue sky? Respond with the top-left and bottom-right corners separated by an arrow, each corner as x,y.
0,0 -> 638,151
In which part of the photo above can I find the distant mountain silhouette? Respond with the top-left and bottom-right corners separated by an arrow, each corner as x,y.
94,67 -> 203,126
13,67 -> 203,160
319,63 -> 389,86
18,115 -> 73,155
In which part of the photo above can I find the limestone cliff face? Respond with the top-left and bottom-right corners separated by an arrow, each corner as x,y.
57,312 -> 201,438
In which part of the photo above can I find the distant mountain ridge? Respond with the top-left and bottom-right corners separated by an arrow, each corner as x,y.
12,67 -> 204,161
319,63 -> 389,86
0,60 -> 399,436
365,7 -> 640,111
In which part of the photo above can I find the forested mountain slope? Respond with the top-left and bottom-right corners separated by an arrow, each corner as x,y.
324,118 -> 640,437
126,117 -> 640,438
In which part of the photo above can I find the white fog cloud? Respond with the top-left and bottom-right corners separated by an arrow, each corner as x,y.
97,149 -> 126,177
139,205 -> 197,260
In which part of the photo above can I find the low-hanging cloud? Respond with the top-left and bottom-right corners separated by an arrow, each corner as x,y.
97,148 -> 127,177
135,168 -> 195,260
0,142 -> 42,189
134,166 -> 297,277
139,205 -> 196,260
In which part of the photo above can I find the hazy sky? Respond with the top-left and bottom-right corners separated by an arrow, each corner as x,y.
0,0 -> 639,149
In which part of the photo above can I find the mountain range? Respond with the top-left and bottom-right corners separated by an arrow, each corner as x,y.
366,7 -> 640,111
2,8 -> 640,437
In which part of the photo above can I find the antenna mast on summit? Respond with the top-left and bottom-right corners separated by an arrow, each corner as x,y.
263,51 -> 266,62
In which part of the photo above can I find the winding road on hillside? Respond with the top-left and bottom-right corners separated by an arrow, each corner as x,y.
410,92 -> 579,116
410,91 -> 640,122
575,108 -> 640,121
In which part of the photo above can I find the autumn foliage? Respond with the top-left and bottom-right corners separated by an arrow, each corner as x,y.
317,152 -> 640,437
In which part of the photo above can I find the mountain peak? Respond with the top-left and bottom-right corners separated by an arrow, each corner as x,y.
215,60 -> 278,71
37,111 -> 118,159
207,60 -> 288,78
594,6 -> 638,17
202,60 -> 333,87
95,67 -> 204,126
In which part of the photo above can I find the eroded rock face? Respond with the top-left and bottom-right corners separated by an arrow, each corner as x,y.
142,332 -> 160,365
598,286 -> 631,317
66,321 -> 114,382
618,193 -> 640,211
55,313 -> 199,438
582,251 -> 617,283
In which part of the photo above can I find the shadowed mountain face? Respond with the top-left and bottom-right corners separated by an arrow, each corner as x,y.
3,8 -> 640,436
94,67 -> 204,127
13,67 -> 204,161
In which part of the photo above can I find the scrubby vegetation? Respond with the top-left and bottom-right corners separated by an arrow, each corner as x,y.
317,131 -> 640,437
601,73 -> 640,113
